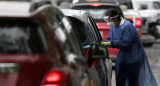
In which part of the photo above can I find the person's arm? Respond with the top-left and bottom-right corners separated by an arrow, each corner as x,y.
110,24 -> 134,51
101,28 -> 112,46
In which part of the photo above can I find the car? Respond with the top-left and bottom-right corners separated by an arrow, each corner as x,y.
71,1 -> 126,63
134,0 -> 160,42
0,1 -> 108,86
56,0 -> 72,6
146,14 -> 160,40
61,9 -> 112,86
116,0 -> 160,47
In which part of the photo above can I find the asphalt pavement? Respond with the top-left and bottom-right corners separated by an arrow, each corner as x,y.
151,56 -> 160,86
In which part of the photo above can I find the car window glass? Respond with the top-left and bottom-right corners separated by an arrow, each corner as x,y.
55,25 -> 75,54
55,17 -> 83,55
55,27 -> 67,43
136,1 -> 160,10
116,0 -> 133,9
76,0 -> 114,3
62,17 -> 83,55
87,18 -> 98,42
62,17 -> 72,33
86,9 -> 107,20
89,16 -> 102,41
0,19 -> 48,54
73,6 -> 123,19
69,17 -> 87,43
86,25 -> 95,43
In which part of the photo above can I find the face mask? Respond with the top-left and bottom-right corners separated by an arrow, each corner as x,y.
107,22 -> 115,28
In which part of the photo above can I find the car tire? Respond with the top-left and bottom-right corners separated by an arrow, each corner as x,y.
143,43 -> 153,47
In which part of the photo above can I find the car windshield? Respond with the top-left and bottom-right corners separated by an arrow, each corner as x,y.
0,19 -> 48,54
135,1 -> 160,10
74,0 -> 113,2
85,9 -> 107,19
115,0 -> 133,9
72,5 -> 123,20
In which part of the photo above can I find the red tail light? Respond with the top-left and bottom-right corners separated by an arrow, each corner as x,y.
43,85 -> 60,86
86,49 -> 90,58
46,72 -> 61,82
93,60 -> 98,67
135,18 -> 142,27
43,71 -> 64,86
90,4 -> 102,7
86,49 -> 98,67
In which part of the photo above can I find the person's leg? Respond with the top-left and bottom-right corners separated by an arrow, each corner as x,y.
128,62 -> 140,86
116,63 -> 127,86
129,77 -> 139,86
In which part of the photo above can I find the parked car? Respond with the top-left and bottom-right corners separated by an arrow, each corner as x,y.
134,0 -> 160,41
0,1 -> 108,86
71,1 -> 126,63
116,0 -> 160,47
146,14 -> 160,40
57,0 -> 72,6
61,9 -> 112,86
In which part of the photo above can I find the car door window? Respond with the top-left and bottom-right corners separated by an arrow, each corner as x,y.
54,16 -> 83,55
73,6 -> 123,19
62,17 -> 83,55
85,24 -> 95,43
68,17 -> 87,44
55,23 -> 75,54
86,9 -> 107,19
88,16 -> 102,42
87,17 -> 99,42
116,0 -> 133,9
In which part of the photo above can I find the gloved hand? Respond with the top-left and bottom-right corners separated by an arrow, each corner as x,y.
101,42 -> 111,47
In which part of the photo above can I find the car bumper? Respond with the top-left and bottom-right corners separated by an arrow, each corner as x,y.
141,34 -> 156,43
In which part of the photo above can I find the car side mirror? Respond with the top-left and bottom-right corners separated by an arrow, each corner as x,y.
87,44 -> 108,67
90,44 -> 108,59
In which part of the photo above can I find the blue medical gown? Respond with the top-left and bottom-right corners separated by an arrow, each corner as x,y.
106,20 -> 157,86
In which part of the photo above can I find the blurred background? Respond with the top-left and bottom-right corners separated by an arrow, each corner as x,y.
1,0 -> 159,86
53,0 -> 160,85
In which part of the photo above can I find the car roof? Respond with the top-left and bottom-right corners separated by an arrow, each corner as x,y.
0,1 -> 51,17
61,9 -> 88,22
134,0 -> 159,1
0,1 -> 31,17
72,1 -> 119,6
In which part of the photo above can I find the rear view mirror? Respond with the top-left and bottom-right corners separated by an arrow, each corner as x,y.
90,44 -> 108,59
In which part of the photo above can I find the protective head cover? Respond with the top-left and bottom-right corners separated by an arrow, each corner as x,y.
104,15 -> 118,28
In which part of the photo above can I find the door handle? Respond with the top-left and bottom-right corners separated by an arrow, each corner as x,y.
0,63 -> 20,73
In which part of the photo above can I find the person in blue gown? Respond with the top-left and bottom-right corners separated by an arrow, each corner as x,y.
101,8 -> 157,86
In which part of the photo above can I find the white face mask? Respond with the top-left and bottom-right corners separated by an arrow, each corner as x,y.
104,15 -> 118,28
107,22 -> 115,28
